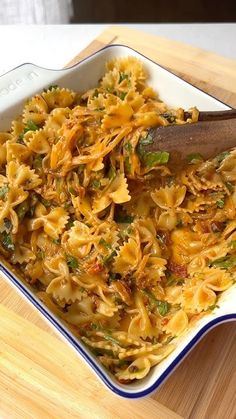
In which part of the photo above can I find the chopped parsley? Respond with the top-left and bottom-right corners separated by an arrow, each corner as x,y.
118,91 -> 127,101
44,84 -> 58,92
108,273 -> 119,283
115,213 -> 134,223
99,238 -> 112,250
0,185 -> 9,199
216,198 -> 225,209
103,334 -> 120,345
209,255 -> 236,269
108,165 -> 116,180
67,255 -> 79,269
143,151 -> 169,167
186,153 -> 204,164
208,304 -> 220,311
103,250 -> 117,266
143,289 -> 170,316
1,231 -> 14,251
52,238 -> 60,245
119,72 -> 129,83
4,218 -> 12,231
124,141 -> 132,153
161,112 -> 176,123
68,187 -> 77,195
138,134 -> 154,147
124,156 -> 131,173
18,120 -> 39,142
91,179 -> 101,189
37,250 -> 45,260
41,198 -> 51,208
137,134 -> 169,166
176,219 -> 183,228
228,240 -> 236,249
66,219 -> 75,230
33,155 -> 43,169
225,181 -> 234,193
16,201 -> 29,221
106,86 -> 114,93
216,151 -> 230,163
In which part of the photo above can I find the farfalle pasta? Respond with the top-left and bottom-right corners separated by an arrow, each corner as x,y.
0,57 -> 235,384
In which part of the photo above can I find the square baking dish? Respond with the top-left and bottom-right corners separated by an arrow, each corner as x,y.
0,44 -> 235,398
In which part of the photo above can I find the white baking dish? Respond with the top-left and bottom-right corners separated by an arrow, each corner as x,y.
0,45 -> 235,398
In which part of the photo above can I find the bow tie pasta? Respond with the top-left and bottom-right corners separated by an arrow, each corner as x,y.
0,57 -> 235,384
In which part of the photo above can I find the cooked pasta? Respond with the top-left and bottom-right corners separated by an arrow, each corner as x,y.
0,57 -> 235,383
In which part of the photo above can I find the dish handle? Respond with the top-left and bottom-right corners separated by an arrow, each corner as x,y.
0,63 -> 67,111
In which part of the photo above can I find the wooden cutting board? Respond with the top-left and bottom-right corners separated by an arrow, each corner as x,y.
1,26 -> 236,419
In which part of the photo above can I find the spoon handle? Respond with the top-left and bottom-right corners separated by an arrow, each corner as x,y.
184,108 -> 236,122
147,118 -> 236,161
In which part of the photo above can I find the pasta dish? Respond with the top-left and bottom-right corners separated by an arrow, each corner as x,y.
0,57 -> 235,383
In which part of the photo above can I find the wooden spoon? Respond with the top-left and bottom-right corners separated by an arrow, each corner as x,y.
143,110 -> 236,162
184,108 -> 236,122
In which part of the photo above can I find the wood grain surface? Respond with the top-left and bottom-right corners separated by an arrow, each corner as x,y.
1,26 -> 236,419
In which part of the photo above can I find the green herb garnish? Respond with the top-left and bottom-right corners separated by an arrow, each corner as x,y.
225,181 -> 234,193
37,250 -> 45,260
99,238 -> 112,250
208,304 -> 220,311
161,112 -> 176,123
216,199 -> 225,208
216,151 -> 230,163
26,120 -> 39,131
16,201 -> 29,221
165,335 -> 176,344
143,151 -> 169,167
1,231 -> 14,251
143,289 -> 170,316
209,255 -> 236,269
91,179 -> 101,189
109,273 -> 119,283
33,155 -> 43,169
104,334 -> 120,345
124,156 -> 131,173
119,72 -> 129,83
108,165 -> 116,180
106,86 -> 114,93
0,185 -> 9,199
17,120 -> 39,143
67,255 -> 79,269
139,134 -> 154,146
68,187 -> 77,195
103,250 -> 117,266
91,323 -> 102,331
41,198 -> 51,208
137,134 -> 169,166
124,142 -> 132,153
4,218 -> 12,231
115,213 -> 134,223
228,240 -> 236,249
44,85 -> 58,92
52,238 -> 60,245
176,219 -> 183,228
66,220 -> 74,229
186,153 -> 204,164
118,91 -> 127,101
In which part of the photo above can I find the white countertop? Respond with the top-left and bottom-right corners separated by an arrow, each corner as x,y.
0,23 -> 235,76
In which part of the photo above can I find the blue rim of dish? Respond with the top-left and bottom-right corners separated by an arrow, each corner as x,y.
0,44 -> 235,399
1,262 -> 235,399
